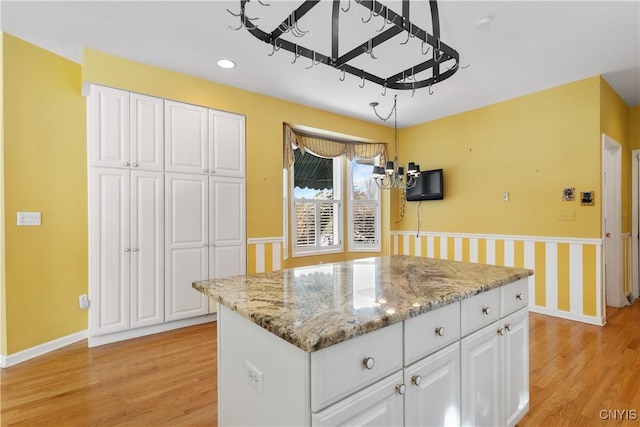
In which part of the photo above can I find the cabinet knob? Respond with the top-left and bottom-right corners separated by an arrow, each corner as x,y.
482,306 -> 491,316
516,293 -> 523,301
204,169 -> 209,174
123,162 -> 130,167
396,384 -> 406,395
124,248 -> 130,253
435,326 -> 445,337
133,163 -> 139,167
412,375 -> 422,386
132,248 -> 138,252
363,357 -> 375,370
498,327 -> 505,336
505,323 -> 512,332
203,243 -> 209,247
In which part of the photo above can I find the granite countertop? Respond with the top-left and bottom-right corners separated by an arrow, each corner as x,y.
193,255 -> 533,352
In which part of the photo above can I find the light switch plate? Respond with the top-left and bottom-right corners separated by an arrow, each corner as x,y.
17,212 -> 41,226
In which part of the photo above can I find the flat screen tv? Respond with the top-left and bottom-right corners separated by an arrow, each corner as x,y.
406,168 -> 444,201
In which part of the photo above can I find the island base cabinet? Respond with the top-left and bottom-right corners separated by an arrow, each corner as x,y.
312,372 -> 404,427
404,342 -> 460,427
502,309 -> 529,427
218,306 -> 310,427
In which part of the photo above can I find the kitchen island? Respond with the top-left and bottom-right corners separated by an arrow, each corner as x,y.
193,255 -> 534,427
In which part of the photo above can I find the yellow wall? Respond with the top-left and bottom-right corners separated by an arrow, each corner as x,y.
397,77 -> 602,238
600,77 -> 630,233
3,34 -> 88,354
82,49 -> 394,270
631,107 -> 640,150
1,32 -> 7,357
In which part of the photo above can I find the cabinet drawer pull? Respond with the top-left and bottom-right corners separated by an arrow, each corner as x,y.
505,323 -> 512,331
482,306 -> 491,316
203,243 -> 209,247
412,375 -> 422,386
498,327 -> 505,336
516,293 -> 523,301
435,326 -> 445,337
363,357 -> 375,370
123,162 -> 130,167
396,384 -> 406,395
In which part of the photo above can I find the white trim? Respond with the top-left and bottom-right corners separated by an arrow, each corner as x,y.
88,314 -> 216,347
545,242 -> 558,311
414,235 -> 422,257
272,242 -> 282,271
486,239 -> 496,265
247,237 -> 284,245
528,305 -> 605,327
569,243 -> 583,315
632,150 -> 639,300
0,330 -> 89,368
255,243 -> 265,273
391,230 -> 603,246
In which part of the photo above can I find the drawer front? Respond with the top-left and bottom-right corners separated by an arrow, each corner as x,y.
404,302 -> 461,365
461,287 -> 500,336
501,278 -> 529,317
311,322 -> 403,412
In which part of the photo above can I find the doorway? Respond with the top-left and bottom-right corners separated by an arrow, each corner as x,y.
602,134 -> 623,307
632,149 -> 640,301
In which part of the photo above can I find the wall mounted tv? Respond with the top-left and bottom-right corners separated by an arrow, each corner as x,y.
406,168 -> 444,201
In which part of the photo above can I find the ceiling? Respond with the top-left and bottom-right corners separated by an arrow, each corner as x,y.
1,0 -> 639,128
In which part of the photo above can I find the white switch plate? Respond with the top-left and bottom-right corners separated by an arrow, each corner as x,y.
17,212 -> 41,226
502,192 -> 509,202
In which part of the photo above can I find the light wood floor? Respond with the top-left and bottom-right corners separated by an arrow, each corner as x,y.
1,303 -> 639,426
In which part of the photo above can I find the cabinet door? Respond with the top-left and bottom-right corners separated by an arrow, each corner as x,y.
461,321 -> 501,427
209,110 -> 245,177
130,93 -> 164,171
502,310 -> 529,427
312,372 -> 404,427
404,342 -> 460,427
165,173 -> 209,321
165,100 -> 208,174
210,177 -> 245,247
90,86 -> 129,168
90,168 -> 130,335
131,171 -> 164,328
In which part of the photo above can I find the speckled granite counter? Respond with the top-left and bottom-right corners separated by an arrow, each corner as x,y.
193,255 -> 533,352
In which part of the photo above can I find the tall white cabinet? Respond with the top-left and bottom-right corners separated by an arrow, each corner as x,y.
89,84 -> 246,343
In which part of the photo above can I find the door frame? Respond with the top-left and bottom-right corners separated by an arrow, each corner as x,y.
601,134 -> 623,307
632,149 -> 640,300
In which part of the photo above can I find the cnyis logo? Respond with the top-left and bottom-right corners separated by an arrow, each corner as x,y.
599,409 -> 638,420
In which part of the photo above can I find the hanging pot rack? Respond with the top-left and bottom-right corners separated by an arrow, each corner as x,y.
229,0 -> 463,92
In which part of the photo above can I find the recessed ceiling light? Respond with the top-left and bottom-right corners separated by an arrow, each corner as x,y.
476,16 -> 493,31
217,59 -> 236,69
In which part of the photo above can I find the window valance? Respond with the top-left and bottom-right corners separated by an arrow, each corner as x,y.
283,125 -> 387,169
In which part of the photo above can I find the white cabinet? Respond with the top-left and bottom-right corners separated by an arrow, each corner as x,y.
461,279 -> 530,427
404,342 -> 460,427
90,168 -> 164,335
165,173 -> 210,321
90,86 -> 163,171
166,174 -> 246,320
164,101 -> 208,174
165,102 -> 246,177
312,372 -> 405,427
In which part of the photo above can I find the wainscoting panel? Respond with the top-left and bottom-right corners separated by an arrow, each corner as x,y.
247,238 -> 282,274
391,232 -> 604,326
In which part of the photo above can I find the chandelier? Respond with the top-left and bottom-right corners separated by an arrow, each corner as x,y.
370,95 -> 419,189
228,0 -> 465,93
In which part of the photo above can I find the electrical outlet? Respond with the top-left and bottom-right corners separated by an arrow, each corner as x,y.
79,294 -> 90,309
502,192 -> 509,202
558,211 -> 575,221
246,361 -> 263,394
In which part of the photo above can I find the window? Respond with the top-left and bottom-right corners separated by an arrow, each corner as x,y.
291,149 -> 343,256
348,157 -> 381,252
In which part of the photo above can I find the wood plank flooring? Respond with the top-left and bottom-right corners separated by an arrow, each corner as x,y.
1,302 -> 639,426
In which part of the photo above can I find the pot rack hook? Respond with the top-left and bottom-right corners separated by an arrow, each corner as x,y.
305,51 -> 321,69
411,81 -> 416,98
421,41 -> 430,55
381,81 -> 387,96
362,7 -> 373,23
267,40 -> 281,56
400,24 -> 413,45
363,38 -> 378,59
434,39 -> 444,62
341,0 -> 351,13
227,8 -> 258,31
339,67 -> 346,81
291,44 -> 301,64
359,74 -> 366,88
428,83 -> 434,95
257,0 -> 270,5
377,11 -> 387,32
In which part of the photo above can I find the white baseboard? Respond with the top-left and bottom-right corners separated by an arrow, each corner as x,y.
529,305 -> 606,326
0,329 -> 89,368
88,314 -> 217,347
